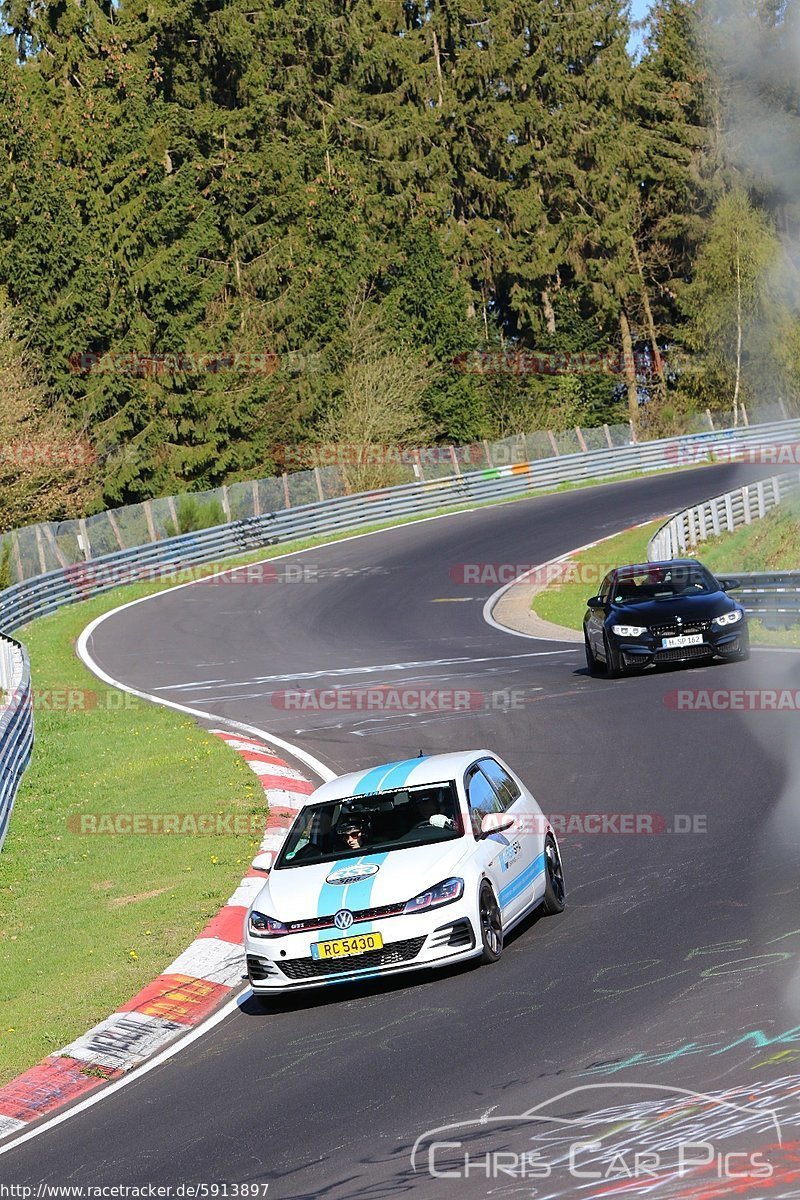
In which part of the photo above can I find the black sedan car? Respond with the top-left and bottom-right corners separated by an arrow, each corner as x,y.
583,559 -> 749,678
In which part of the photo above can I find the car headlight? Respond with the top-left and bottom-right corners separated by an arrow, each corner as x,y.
612,625 -> 646,637
248,910 -> 289,937
403,877 -> 464,914
713,610 -> 743,627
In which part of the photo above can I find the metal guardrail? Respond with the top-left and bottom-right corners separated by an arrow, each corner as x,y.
648,471 -> 800,629
719,572 -> 800,629
2,418 -> 799,634
0,635 -> 33,852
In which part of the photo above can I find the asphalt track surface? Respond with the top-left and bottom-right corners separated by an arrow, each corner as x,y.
6,463 -> 800,1199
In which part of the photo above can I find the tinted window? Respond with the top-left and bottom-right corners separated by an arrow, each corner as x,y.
465,766 -> 504,836
274,782 -> 463,869
599,573 -> 613,602
478,758 -> 521,811
611,562 -> 718,604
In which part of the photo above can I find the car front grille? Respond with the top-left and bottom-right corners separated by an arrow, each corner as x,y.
650,621 -> 709,638
277,937 -> 426,980
280,899 -> 407,934
654,645 -> 711,663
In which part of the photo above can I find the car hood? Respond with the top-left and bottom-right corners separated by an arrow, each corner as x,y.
611,592 -> 735,626
252,841 -> 473,921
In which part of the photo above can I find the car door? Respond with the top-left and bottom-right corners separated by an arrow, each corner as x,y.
587,572 -> 612,654
464,762 -> 529,924
478,756 -> 546,917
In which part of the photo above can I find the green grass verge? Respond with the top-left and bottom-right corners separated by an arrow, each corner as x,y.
0,596 -> 267,1085
532,498 -> 800,648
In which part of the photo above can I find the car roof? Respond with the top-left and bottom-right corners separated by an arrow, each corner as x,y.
613,559 -> 704,574
307,751 -> 494,805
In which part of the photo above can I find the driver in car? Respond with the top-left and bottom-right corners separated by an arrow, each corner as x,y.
337,815 -> 368,850
413,793 -> 455,830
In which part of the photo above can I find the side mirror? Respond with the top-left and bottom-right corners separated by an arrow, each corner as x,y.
720,578 -> 740,592
251,851 -> 275,873
586,595 -> 604,609
481,812 -> 515,836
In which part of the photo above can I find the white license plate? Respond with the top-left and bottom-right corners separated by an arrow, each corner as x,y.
662,634 -> 704,649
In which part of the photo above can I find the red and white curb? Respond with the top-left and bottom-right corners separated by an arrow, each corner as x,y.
0,731 -> 314,1141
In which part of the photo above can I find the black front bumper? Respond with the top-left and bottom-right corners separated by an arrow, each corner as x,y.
614,629 -> 748,669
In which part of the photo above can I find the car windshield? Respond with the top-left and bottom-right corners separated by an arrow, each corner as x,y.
274,782 -> 463,869
611,563 -> 718,604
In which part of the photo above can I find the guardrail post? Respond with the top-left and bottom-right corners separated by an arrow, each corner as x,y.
314,467 -> 324,502
482,440 -> 494,468
725,492 -> 734,532
252,480 -> 260,517
33,525 -> 47,574
448,446 -> 462,477
711,497 -> 721,537
756,479 -> 766,518
677,515 -> 687,553
43,526 -> 69,569
167,496 -> 179,536
603,423 -> 613,449
705,409 -> 715,430
575,427 -> 588,453
547,431 -> 559,456
743,486 -> 752,525
282,473 -> 291,508
106,510 -> 125,550
78,518 -> 91,561
143,500 -> 157,542
221,485 -> 232,521
11,533 -> 23,583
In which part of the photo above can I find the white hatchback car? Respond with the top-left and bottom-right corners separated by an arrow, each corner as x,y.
245,750 -> 565,993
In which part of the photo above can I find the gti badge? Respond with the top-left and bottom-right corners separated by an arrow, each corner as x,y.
326,863 -> 380,885
334,909 -> 354,930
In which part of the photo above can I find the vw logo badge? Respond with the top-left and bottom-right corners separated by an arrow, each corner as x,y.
334,909 -> 354,930
676,616 -> 683,625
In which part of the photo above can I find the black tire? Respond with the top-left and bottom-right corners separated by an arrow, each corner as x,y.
733,630 -> 751,662
541,834 -> 566,915
584,635 -> 602,676
478,883 -> 503,964
603,632 -> 624,679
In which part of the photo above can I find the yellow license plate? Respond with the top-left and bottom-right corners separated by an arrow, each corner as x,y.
311,933 -> 384,960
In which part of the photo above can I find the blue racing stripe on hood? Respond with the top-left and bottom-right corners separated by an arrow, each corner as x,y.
350,761 -> 408,796
369,757 -> 424,792
315,853 -> 389,939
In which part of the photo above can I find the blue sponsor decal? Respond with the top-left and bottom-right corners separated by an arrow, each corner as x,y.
498,852 -> 545,909
325,863 -> 380,885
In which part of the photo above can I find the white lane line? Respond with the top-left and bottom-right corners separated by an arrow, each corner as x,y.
0,990 -> 252,1158
76,608 -> 335,784
152,648 -> 579,693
